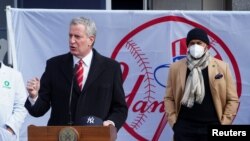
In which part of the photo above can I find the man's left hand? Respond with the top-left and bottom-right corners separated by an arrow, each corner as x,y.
103,120 -> 115,127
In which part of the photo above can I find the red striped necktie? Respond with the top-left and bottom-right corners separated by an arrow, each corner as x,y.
76,60 -> 84,90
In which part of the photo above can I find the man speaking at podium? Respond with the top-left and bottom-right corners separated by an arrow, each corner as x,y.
25,17 -> 128,131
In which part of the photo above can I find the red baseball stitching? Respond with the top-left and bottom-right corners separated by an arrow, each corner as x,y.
125,40 -> 156,129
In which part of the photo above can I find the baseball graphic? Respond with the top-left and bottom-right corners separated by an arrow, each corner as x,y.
111,15 -> 241,140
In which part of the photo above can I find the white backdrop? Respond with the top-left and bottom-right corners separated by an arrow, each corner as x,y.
6,8 -> 250,141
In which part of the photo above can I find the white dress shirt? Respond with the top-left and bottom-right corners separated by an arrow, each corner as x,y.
73,50 -> 93,90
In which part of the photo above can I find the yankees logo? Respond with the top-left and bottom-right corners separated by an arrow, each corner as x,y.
111,15 -> 241,141
87,117 -> 95,124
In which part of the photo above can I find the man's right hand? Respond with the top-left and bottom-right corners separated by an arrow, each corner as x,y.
26,77 -> 40,99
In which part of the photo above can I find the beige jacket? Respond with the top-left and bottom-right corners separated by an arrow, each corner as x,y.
164,57 -> 239,128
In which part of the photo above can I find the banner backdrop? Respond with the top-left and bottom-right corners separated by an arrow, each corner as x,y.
6,8 -> 250,141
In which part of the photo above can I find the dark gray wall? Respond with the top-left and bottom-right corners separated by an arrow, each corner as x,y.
152,0 -> 249,11
232,0 -> 250,10
112,0 -> 144,10
18,0 -> 106,9
0,0 -> 14,63
0,0 -> 14,39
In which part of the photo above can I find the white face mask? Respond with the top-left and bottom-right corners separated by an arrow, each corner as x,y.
188,44 -> 205,59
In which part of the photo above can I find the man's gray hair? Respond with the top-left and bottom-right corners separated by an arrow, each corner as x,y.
70,17 -> 97,37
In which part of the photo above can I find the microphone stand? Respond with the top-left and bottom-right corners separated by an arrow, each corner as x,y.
68,65 -> 77,125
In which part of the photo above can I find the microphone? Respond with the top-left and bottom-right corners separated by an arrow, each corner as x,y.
68,64 -> 77,125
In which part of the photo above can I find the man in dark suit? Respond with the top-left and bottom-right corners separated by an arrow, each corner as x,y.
25,17 -> 128,131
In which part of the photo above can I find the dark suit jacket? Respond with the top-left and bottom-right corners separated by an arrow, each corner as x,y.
25,49 -> 128,131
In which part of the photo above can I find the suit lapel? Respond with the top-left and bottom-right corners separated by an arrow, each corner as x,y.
60,53 -> 74,84
208,57 -> 221,100
82,49 -> 105,94
208,57 -> 217,90
179,59 -> 187,93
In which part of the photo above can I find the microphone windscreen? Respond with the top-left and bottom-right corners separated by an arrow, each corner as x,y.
80,115 -> 103,126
